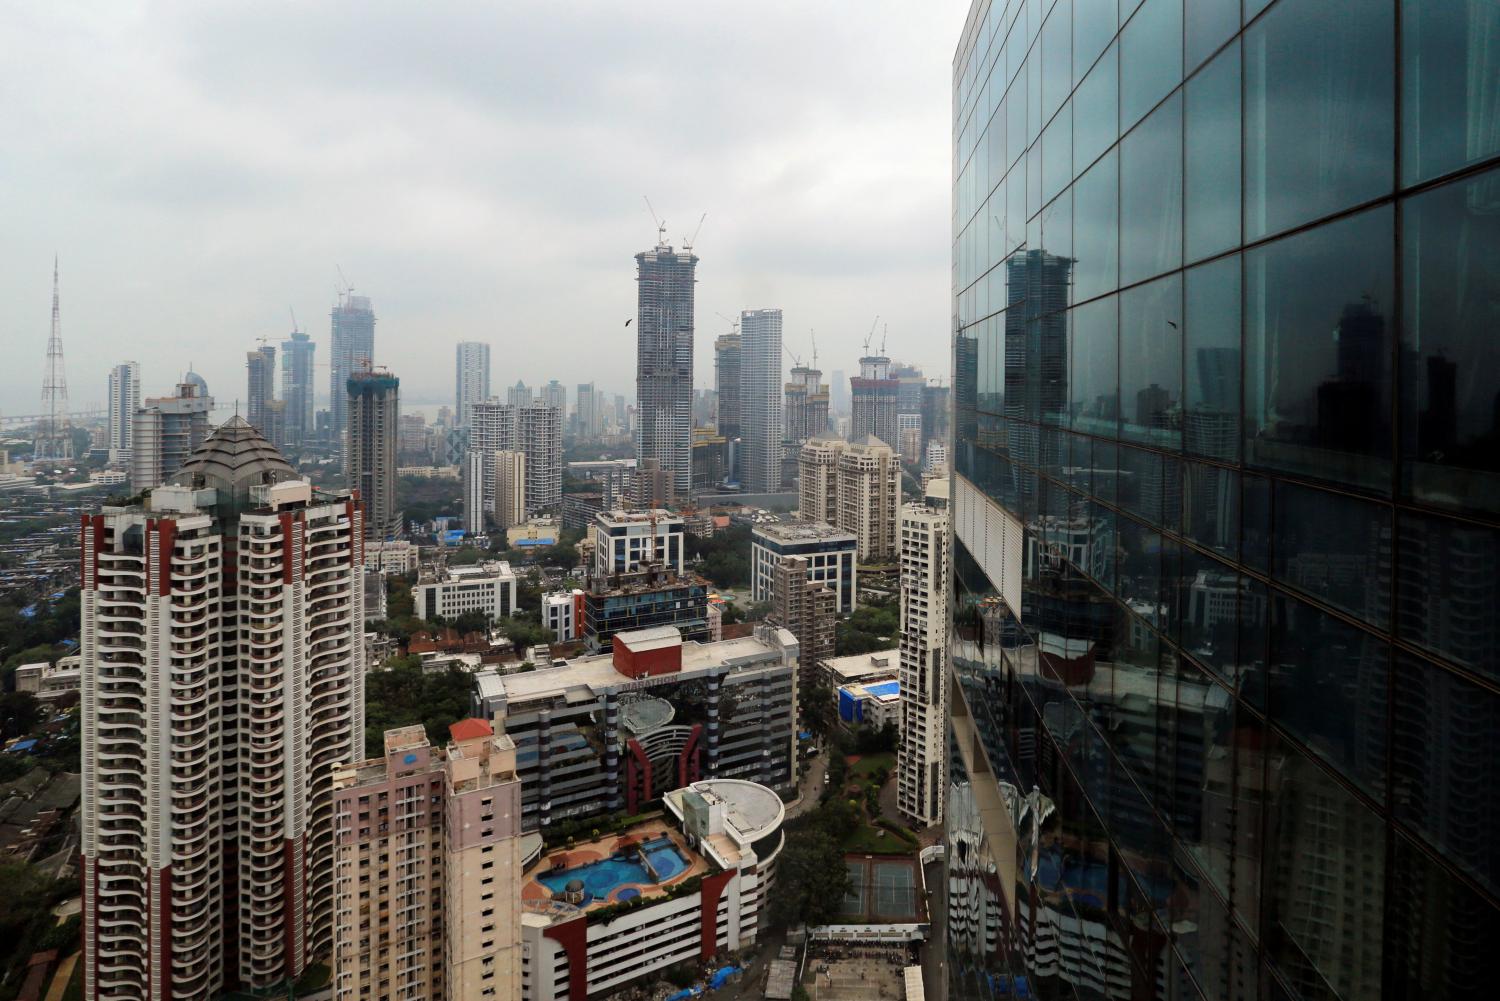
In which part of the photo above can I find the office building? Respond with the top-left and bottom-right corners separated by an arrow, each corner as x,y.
896,481 -> 949,828
130,380 -> 212,491
635,234 -> 698,496
850,354 -> 899,448
455,341 -> 491,427
797,435 -> 899,563
412,561 -> 517,623
521,778 -> 782,1001
347,370 -> 402,540
471,623 -> 798,831
921,382 -> 949,450
767,554 -> 836,694
329,294 -> 375,441
740,308 -> 784,493
947,1 -> 1500,997
574,382 -> 602,438
106,361 -> 140,464
751,521 -> 857,613
578,568 -> 712,653
469,401 -> 563,516
784,364 -> 829,444
80,418 -> 364,1000
331,722 -> 523,1001
280,329 -> 316,446
245,343 -> 276,434
592,508 -> 685,576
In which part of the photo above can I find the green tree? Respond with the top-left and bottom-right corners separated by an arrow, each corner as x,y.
800,676 -> 836,736
363,662 -> 476,756
768,828 -> 852,928
0,692 -> 44,740
499,615 -> 553,656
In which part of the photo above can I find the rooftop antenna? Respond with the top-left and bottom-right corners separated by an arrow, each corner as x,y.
683,212 -> 707,252
37,256 -> 71,462
642,196 -> 667,247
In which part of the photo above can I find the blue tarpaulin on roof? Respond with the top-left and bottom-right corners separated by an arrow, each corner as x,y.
798,731 -> 813,740
710,966 -> 738,989
9,739 -> 39,753
515,538 -> 555,547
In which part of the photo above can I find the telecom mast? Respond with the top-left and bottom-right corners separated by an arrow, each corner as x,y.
36,257 -> 72,462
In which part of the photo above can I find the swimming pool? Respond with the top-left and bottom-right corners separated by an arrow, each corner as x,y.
539,837 -> 688,901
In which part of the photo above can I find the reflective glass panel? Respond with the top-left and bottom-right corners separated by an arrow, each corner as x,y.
1074,0 -> 1118,85
1395,510 -> 1500,683
1185,0 -> 1237,72
1120,91 -> 1183,285
1068,294 -> 1118,437
1387,833 -> 1500,1001
1183,254 -> 1240,462
1119,0 -> 1183,131
1072,147 -> 1119,302
1399,167 -> 1500,516
1244,0 -> 1394,239
1271,481 -> 1392,631
1244,207 -> 1395,493
1118,273 -> 1182,448
1041,0 -> 1072,125
1073,41 -> 1118,175
1401,0 -> 1500,185
1184,40 -> 1241,262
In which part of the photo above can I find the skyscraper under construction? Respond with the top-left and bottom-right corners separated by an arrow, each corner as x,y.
635,229 -> 698,496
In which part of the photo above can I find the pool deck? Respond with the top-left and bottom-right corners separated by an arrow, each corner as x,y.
522,821 -> 708,913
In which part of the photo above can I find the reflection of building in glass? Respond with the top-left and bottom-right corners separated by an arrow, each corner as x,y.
948,1 -> 1500,996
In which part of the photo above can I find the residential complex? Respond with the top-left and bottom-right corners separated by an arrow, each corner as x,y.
947,0 -> 1500,997
472,624 -> 799,831
896,480 -> 949,827
750,521 -> 857,614
106,360 -> 140,465
521,778 -> 783,1001
713,331 -> 741,443
798,435 -> 900,563
347,370 -> 403,540
766,555 -> 835,694
364,538 -> 420,575
455,341 -> 492,428
331,722 -> 523,1001
245,343 -> 276,439
784,363 -> 828,444
465,448 -> 527,533
329,293 -> 375,441
591,508 -> 685,577
849,353 -> 898,448
469,401 -> 563,516
635,234 -> 698,496
129,380 -> 212,491
739,307 -> 784,493
412,560 -> 517,622
81,418 -> 364,1000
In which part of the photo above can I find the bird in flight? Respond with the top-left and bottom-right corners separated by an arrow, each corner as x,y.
625,319 -> 633,327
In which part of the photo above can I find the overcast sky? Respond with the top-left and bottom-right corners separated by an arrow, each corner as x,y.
0,0 -> 964,419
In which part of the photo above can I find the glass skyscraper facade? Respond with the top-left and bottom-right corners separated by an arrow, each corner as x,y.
948,2 -> 1499,1000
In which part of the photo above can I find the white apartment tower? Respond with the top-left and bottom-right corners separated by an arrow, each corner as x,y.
798,435 -> 899,563
107,360 -> 141,463
80,417 -> 365,1001
635,234 -> 698,496
130,381 -> 213,492
740,308 -> 784,493
896,481 -> 950,827
455,341 -> 491,427
468,401 -> 561,517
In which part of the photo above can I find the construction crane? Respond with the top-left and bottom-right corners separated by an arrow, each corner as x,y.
715,311 -> 740,336
336,265 -> 355,301
683,212 -> 707,252
862,316 -> 880,356
643,196 -> 667,246
784,344 -> 802,368
289,307 -> 300,333
810,330 -> 819,371
880,323 -> 888,356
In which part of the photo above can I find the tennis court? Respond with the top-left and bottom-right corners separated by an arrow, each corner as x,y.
838,856 -> 923,922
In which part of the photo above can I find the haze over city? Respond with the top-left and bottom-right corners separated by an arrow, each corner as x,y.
0,0 -> 963,415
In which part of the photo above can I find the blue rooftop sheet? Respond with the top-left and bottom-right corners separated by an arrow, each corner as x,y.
865,680 -> 900,697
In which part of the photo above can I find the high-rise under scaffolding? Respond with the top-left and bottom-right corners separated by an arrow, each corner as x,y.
35,257 -> 72,463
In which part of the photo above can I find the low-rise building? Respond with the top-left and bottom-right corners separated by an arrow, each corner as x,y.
11,656 -> 81,701
413,561 -> 518,622
592,508 -> 685,577
751,521 -> 858,613
520,779 -> 784,1001
542,589 -> 583,642
471,624 -> 800,832
838,678 -> 901,728
579,568 -> 710,652
331,722 -> 524,1001
364,538 -> 421,575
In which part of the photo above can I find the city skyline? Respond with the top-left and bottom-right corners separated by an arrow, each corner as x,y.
0,2 -> 959,418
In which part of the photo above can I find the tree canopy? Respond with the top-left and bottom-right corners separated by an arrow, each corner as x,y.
835,597 -> 899,656
363,660 -> 476,757
684,524 -> 752,588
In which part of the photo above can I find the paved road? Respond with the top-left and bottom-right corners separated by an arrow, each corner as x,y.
786,756 -> 827,818
922,857 -> 947,1001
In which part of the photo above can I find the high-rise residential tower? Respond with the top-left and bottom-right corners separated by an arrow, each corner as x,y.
714,331 -> 741,440
784,364 -> 829,444
849,354 -> 899,448
454,340 -> 491,427
107,361 -> 141,464
81,418 -> 364,1000
538,379 -> 566,412
797,435 -> 899,563
767,554 -> 836,694
245,344 -> 276,435
636,232 -> 698,496
740,308 -> 784,493
947,1 -> 1500,997
896,480 -> 948,828
329,294 -> 375,442
467,401 -> 562,517
346,370 -> 402,540
130,381 -> 213,491
280,329 -> 316,446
